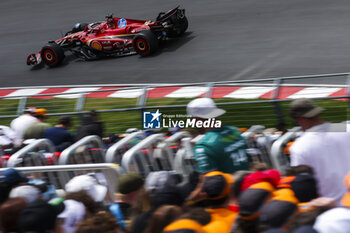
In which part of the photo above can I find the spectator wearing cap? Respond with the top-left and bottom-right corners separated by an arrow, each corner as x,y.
187,98 -> 249,174
278,173 -> 318,213
163,208 -> 211,233
259,188 -> 299,231
289,98 -> 350,204
234,180 -> 276,233
10,107 -> 38,146
18,199 -> 65,233
0,197 -> 27,233
23,108 -> 51,140
312,172 -> 350,233
239,181 -> 275,218
110,172 -> 144,229
240,169 -> 281,192
9,185 -> 41,203
0,168 -> 29,204
76,110 -> 104,140
187,171 -> 237,233
65,174 -> 108,204
145,171 -> 179,194
163,219 -> 208,233
44,116 -> 75,151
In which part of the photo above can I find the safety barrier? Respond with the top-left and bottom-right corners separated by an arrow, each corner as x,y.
0,73 -> 349,177
270,127 -> 302,173
7,139 -> 56,167
164,131 -> 192,144
121,134 -> 166,175
152,131 -> 194,171
242,125 -> 275,167
59,135 -> 105,165
105,131 -> 146,164
173,137 -> 196,181
0,163 -> 122,201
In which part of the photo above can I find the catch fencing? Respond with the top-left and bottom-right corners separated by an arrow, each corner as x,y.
0,72 -> 349,134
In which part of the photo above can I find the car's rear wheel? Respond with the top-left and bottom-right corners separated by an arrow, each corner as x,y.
132,31 -> 158,57
41,43 -> 65,67
167,16 -> 188,37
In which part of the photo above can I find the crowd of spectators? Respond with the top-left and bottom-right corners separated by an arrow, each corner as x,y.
0,97 -> 349,233
1,165 -> 350,233
0,108 -> 104,153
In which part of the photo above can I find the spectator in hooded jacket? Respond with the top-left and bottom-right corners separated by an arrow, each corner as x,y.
76,110 -> 104,140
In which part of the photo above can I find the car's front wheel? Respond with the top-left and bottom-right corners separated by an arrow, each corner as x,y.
41,43 -> 65,67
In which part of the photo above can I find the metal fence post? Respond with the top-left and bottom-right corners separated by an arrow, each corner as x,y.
138,87 -> 148,129
75,93 -> 86,112
271,78 -> 286,126
17,97 -> 27,115
205,82 -> 214,98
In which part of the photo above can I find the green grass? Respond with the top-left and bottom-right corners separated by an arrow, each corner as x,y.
0,97 -> 348,135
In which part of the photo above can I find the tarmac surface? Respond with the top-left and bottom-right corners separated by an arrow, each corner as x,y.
1,0 -> 350,86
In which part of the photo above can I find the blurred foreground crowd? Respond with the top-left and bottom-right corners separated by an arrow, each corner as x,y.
1,165 -> 350,233
0,97 -> 349,233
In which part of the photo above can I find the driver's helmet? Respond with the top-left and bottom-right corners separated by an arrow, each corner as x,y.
72,23 -> 85,33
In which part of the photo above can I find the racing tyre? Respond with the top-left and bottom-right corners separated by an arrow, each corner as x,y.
132,31 -> 159,57
41,43 -> 65,67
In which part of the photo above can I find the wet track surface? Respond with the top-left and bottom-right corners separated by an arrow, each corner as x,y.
1,0 -> 350,87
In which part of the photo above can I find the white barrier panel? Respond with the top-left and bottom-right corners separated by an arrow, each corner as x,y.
7,139 -> 56,168
270,127 -> 302,173
164,131 -> 192,144
0,163 -> 122,202
121,134 -> 165,176
173,137 -> 196,182
242,125 -> 275,166
59,135 -> 105,165
105,131 -> 146,164
152,131 -> 193,171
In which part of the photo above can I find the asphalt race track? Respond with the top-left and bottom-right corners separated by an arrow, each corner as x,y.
1,0 -> 350,87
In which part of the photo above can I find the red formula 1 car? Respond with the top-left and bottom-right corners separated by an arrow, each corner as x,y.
26,6 -> 188,67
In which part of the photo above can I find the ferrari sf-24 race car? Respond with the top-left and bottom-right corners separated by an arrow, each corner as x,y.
26,6 -> 188,67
